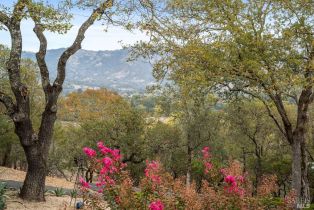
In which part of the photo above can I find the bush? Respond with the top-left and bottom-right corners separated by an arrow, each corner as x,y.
78,142 -> 295,210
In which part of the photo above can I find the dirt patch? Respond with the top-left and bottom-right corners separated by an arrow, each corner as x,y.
0,167 -> 75,189
5,191 -> 79,210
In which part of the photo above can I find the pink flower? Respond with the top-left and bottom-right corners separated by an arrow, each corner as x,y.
149,200 -> 164,210
202,146 -> 209,153
145,160 -> 161,184
220,168 -> 226,176
223,175 -> 246,196
151,174 -> 161,184
100,147 -> 112,155
224,175 -> 236,184
83,147 -> 96,157
100,166 -> 108,174
147,160 -> 159,170
79,177 -> 90,189
204,162 -> 213,173
97,141 -> 104,149
111,149 -> 121,160
202,146 -> 210,158
96,182 -> 103,187
103,157 -> 113,167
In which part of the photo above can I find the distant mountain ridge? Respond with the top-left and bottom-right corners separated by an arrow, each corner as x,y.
22,48 -> 154,95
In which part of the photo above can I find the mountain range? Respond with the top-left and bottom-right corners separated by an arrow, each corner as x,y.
22,48 -> 155,95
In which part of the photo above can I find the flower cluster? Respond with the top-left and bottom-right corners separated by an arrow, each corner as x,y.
145,160 -> 162,184
82,142 -> 126,193
201,146 -> 212,174
79,177 -> 90,190
223,174 -> 245,196
220,165 -> 245,196
80,143 -> 292,210
149,200 -> 164,210
83,147 -> 97,158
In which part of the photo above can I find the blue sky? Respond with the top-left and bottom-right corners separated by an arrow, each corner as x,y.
0,0 -> 148,52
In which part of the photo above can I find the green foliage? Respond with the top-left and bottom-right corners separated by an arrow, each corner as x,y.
129,94 -> 158,114
51,89 -> 146,181
0,1 -> 72,34
52,188 -> 66,197
70,189 -> 78,198
0,182 -> 7,210
146,121 -> 186,177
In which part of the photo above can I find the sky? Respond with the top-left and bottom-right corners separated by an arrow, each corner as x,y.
0,1 -> 149,52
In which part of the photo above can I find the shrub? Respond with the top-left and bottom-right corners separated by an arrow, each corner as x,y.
79,142 -> 295,210
52,188 -> 66,197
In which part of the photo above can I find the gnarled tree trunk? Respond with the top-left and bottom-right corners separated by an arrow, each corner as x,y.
20,145 -> 47,201
0,0 -> 112,201
19,108 -> 57,201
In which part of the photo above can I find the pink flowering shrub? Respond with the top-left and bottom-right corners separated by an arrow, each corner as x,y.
202,146 -> 213,174
80,144 -> 294,210
145,160 -> 162,184
79,177 -> 90,190
83,147 -> 97,158
149,200 -> 164,210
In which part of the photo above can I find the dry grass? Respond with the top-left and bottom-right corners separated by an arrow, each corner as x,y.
0,167 -> 74,189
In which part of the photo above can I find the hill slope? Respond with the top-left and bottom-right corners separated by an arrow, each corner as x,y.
22,48 -> 154,94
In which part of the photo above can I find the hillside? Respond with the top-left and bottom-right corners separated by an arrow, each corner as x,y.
22,48 -> 154,94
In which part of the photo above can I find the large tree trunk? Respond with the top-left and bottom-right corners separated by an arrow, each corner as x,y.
20,145 -> 47,201
291,138 -> 302,198
19,109 -> 56,201
271,90 -> 312,205
291,131 -> 310,207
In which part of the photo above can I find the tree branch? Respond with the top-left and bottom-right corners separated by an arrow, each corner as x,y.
6,0 -> 28,103
267,93 -> 294,144
32,23 -> 51,102
225,84 -> 287,139
0,11 -> 10,28
0,91 -> 16,117
53,0 -> 112,91
11,0 -> 27,22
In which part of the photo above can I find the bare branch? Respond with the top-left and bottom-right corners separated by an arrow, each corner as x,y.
54,0 -> 112,90
260,99 -> 287,139
6,0 -> 28,102
32,23 -> 51,102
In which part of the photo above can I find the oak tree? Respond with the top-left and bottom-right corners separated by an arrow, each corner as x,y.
0,0 -> 113,201
132,0 -> 314,203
